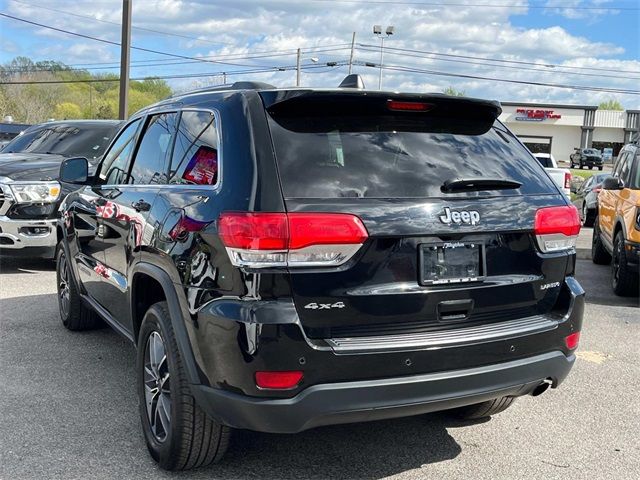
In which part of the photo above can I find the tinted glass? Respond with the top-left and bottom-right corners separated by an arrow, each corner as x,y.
97,119 -> 141,185
268,117 -> 557,198
535,156 -> 551,168
168,111 -> 218,185
584,149 -> 599,155
618,154 -> 632,184
3,123 -> 119,159
128,113 -> 177,185
633,153 -> 640,189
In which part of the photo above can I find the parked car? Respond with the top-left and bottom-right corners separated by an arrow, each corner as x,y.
592,140 -> 640,296
57,78 -> 584,470
533,153 -> 571,197
572,173 -> 611,227
570,148 -> 603,170
0,120 -> 121,258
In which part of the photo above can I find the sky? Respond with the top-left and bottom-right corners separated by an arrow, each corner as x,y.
1,0 -> 639,108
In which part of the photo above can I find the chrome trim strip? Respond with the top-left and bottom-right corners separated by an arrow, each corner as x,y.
325,315 -> 559,354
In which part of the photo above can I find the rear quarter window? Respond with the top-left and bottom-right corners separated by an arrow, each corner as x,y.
268,115 -> 558,199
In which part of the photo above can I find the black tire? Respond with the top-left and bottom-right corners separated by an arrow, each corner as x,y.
591,217 -> 611,265
579,162 -> 583,169
451,396 -> 515,420
598,166 -> 603,171
611,232 -> 639,297
56,242 -> 100,330
582,203 -> 595,227
570,161 -> 575,168
588,165 -> 593,170
137,302 -> 230,470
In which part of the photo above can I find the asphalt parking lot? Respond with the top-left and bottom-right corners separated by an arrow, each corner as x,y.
0,256 -> 638,480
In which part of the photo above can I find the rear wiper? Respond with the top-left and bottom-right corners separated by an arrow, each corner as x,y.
441,177 -> 522,192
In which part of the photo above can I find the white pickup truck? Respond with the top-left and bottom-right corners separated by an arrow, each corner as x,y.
533,153 -> 571,198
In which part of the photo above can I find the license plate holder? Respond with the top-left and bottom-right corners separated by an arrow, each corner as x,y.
419,242 -> 485,285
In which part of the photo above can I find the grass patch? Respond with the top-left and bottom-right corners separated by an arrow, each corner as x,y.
570,169 -> 598,180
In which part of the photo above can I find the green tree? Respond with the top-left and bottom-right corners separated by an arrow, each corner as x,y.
443,86 -> 465,96
54,102 -> 82,119
598,99 -> 623,110
0,57 -> 173,122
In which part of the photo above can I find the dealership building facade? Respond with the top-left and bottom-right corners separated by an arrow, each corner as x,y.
499,102 -> 640,162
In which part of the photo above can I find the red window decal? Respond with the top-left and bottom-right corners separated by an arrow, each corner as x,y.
182,146 -> 218,185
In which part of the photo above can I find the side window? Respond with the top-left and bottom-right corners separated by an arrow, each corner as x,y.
169,111 -> 219,185
618,153 -> 631,184
583,177 -> 593,190
128,113 -> 178,185
97,119 -> 141,185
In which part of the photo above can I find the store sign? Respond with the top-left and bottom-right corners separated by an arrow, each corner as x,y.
515,109 -> 562,122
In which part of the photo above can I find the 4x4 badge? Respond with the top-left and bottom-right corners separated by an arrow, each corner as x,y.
304,302 -> 346,310
439,207 -> 480,226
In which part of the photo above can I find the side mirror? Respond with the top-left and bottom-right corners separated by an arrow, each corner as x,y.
602,177 -> 624,190
60,157 -> 89,184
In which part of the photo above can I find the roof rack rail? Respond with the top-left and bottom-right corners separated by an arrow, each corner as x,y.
171,81 -> 276,98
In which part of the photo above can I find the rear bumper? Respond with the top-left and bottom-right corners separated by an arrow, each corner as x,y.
193,351 -> 574,433
0,215 -> 57,256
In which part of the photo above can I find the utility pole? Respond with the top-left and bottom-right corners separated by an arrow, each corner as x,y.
118,0 -> 132,120
296,48 -> 301,87
348,32 -> 356,74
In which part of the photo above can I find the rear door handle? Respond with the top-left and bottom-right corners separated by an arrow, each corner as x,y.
131,199 -> 151,212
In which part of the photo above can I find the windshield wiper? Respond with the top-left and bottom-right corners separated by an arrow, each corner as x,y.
441,177 -> 522,193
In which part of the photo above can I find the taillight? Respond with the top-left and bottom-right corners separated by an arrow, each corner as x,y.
534,205 -> 581,253
564,172 -> 572,189
565,332 -> 580,350
593,186 -> 602,194
218,212 -> 368,268
255,371 -> 303,390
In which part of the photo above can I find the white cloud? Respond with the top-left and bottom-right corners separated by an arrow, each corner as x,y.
4,0 -> 639,108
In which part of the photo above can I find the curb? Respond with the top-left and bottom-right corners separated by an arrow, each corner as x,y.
576,248 -> 591,260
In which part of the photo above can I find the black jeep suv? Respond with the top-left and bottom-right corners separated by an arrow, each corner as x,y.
56,78 -> 584,470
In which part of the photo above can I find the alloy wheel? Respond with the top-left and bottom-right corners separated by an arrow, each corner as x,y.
612,238 -> 622,289
144,331 -> 171,442
57,253 -> 70,319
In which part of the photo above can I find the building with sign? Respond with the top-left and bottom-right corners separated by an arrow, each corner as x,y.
499,102 -> 640,162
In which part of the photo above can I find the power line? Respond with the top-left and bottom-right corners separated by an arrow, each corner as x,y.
358,43 -> 640,75
0,47 -> 352,73
356,46 -> 640,80
7,0 -> 239,47
0,12 -> 271,69
310,0 -> 638,10
0,62 -> 348,85
361,61 -> 640,95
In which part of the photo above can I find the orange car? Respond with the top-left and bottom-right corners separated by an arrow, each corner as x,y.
592,140 -> 640,296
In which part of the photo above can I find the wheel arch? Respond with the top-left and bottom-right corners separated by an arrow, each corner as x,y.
130,262 -> 202,385
613,216 -> 627,241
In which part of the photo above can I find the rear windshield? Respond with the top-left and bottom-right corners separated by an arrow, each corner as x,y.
584,149 -> 599,155
267,115 -> 557,198
535,156 -> 552,168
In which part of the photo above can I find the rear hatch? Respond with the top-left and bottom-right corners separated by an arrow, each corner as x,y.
261,91 -> 573,339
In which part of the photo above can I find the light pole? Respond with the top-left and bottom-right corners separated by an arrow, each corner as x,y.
373,25 -> 394,90
296,48 -> 319,87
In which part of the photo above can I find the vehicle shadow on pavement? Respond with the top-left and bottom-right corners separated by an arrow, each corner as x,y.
216,414 -> 463,479
0,256 -> 55,274
0,292 -> 465,480
575,260 -> 639,308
